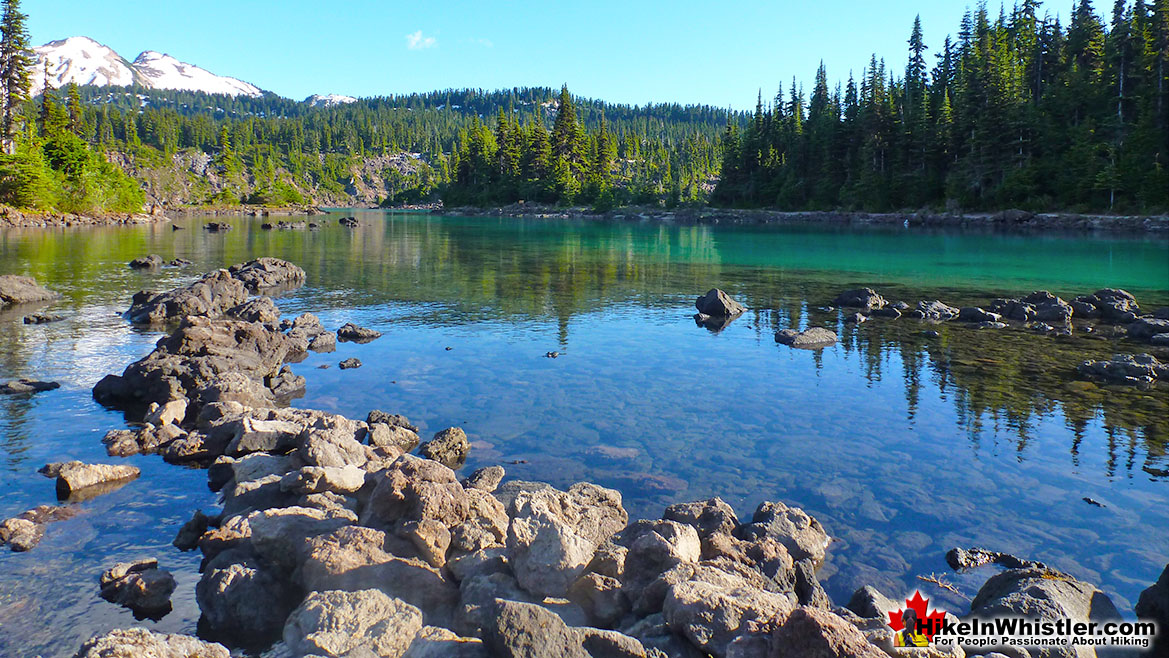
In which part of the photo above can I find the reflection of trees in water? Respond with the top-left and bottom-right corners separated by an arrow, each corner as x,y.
4,215 -> 1167,476
837,318 -> 1168,478
0,303 -> 50,470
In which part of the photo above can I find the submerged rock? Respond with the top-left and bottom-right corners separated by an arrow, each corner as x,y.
99,558 -> 177,615
23,312 -> 64,324
339,358 -> 362,370
0,274 -> 59,306
775,327 -> 837,349
916,300 -> 961,322
0,505 -> 80,552
0,379 -> 59,395
129,254 -> 164,269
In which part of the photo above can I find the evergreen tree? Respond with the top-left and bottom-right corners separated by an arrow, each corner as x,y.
0,0 -> 31,154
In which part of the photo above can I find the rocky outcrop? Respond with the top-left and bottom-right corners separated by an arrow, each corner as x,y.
696,289 -> 746,317
775,327 -> 837,349
0,274 -> 59,306
126,269 -> 248,325
228,257 -> 307,293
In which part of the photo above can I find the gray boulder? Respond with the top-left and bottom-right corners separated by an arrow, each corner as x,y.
226,296 -> 281,324
663,497 -> 740,538
832,288 -> 886,310
958,307 -> 1001,323
403,626 -> 490,658
129,254 -> 164,269
1077,353 -> 1168,386
696,289 -> 746,317
0,379 -> 60,395
196,549 -> 301,642
662,576 -> 795,658
126,269 -> 248,325
337,322 -> 382,342
917,300 -> 961,321
774,327 -> 837,349
463,465 -> 505,492
1127,318 -> 1169,341
769,606 -> 885,658
39,461 -> 140,499
366,454 -> 470,528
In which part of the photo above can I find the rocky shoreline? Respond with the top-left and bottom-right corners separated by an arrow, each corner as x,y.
0,204 -> 169,229
433,204 -> 1169,234
1,261 -> 1166,657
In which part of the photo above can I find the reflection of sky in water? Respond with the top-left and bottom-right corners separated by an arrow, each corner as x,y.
0,212 -> 1166,656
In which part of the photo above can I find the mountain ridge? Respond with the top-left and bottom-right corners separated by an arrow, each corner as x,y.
33,36 -> 265,97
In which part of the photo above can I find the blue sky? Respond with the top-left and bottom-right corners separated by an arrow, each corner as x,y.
28,0 -> 1068,109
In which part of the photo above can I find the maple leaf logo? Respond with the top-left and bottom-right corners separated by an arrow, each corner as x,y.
888,591 -> 947,641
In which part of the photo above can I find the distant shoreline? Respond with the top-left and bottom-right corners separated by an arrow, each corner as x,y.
0,205 -> 168,229
430,204 -> 1169,234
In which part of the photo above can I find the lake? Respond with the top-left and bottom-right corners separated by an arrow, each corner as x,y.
1,210 -> 1167,656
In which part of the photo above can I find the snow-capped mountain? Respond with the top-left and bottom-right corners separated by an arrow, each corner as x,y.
32,36 -> 263,97
306,94 -> 358,107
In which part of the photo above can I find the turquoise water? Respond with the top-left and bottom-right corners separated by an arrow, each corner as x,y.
1,210 -> 1167,656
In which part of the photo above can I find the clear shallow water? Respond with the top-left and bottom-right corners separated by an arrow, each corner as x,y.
1,211 -> 1167,656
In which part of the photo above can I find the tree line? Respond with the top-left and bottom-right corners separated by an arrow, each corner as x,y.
714,0 -> 1169,213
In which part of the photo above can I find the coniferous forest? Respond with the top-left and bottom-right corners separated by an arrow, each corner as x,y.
715,0 -> 1169,212
0,0 -> 1165,213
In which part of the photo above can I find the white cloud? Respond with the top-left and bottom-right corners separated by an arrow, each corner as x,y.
405,30 -> 437,50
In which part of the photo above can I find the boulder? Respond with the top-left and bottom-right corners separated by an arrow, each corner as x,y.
397,519 -> 452,568
39,461 -> 140,499
145,398 -> 188,426
1127,318 -> 1169,341
196,549 -> 302,642
129,254 -> 164,269
696,289 -> 746,317
846,585 -> 898,619
23,312 -> 63,324
247,506 -> 353,573
369,423 -> 422,453
917,300 -> 961,322
619,520 -> 703,594
483,599 -> 591,658
228,257 -> 306,293
366,454 -> 470,528
1091,288 -> 1140,322
576,627 -> 652,658
958,307 -> 1001,323
339,357 -> 362,370
0,274 -> 59,306
737,500 -> 831,563
832,288 -> 886,310
449,488 -> 509,555
769,606 -> 885,658
420,427 -> 471,468
0,379 -> 60,395
99,558 -> 176,613
282,589 -> 423,658
74,628 -> 229,658
456,571 -> 536,637
368,410 -> 420,432
173,510 -> 212,551
1135,564 -> 1169,656
662,577 -> 795,657
0,517 -> 43,552
295,525 -> 460,622
463,465 -> 505,492
663,498 -> 740,538
969,568 -> 1122,658
569,572 -> 630,628
280,465 -> 367,495
507,482 -> 628,598
774,328 -> 837,349
337,322 -> 382,342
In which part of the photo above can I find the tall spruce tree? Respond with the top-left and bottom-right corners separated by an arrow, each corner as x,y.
0,0 -> 32,154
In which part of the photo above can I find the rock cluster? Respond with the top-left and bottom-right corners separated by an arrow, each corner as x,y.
1077,352 -> 1169,386
70,260 -> 1143,658
99,558 -> 177,616
0,505 -> 80,552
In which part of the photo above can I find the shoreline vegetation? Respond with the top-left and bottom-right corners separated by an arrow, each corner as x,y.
2,261 -> 1165,657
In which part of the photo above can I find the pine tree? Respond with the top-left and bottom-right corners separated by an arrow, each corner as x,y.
0,0 -> 32,154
